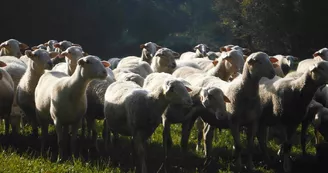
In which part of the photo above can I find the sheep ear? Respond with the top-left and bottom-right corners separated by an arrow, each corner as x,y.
78,59 -> 86,66
140,44 -> 146,49
44,42 -> 49,46
224,95 -> 231,103
242,48 -> 251,55
102,61 -> 111,68
185,86 -> 192,92
0,61 -> 7,67
49,52 -> 59,59
31,46 -> 39,51
0,43 -> 8,48
156,45 -> 162,50
83,52 -> 88,56
212,60 -> 219,66
25,50 -> 34,58
54,43 -> 61,48
269,57 -> 279,63
193,45 -> 200,51
220,47 -> 226,52
19,42 -> 29,50
172,52 -> 180,59
313,52 -> 322,58
60,51 -> 69,58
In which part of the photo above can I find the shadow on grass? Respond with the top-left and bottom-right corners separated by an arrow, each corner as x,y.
0,133 -> 326,173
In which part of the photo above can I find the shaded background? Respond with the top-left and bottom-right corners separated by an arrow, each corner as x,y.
1,0 -> 327,60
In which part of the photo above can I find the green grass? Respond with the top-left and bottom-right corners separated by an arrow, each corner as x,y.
0,120 -> 320,173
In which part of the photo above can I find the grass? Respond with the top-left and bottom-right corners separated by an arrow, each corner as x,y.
0,120 -> 323,173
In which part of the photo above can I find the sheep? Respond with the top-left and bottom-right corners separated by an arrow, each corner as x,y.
143,72 -> 230,170
16,49 -> 58,137
44,40 -> 58,52
51,40 -> 80,65
179,44 -> 210,60
104,76 -> 193,173
114,70 -> 145,86
31,44 -> 47,51
301,100 -> 328,156
271,55 -> 299,76
108,57 -> 121,70
52,46 -> 87,76
186,52 -> 277,171
35,55 -> 109,161
117,42 -> 161,67
258,61 -> 328,172
297,48 -> 328,73
0,39 -> 29,58
0,61 -> 15,135
113,62 -> 152,79
150,48 -> 180,74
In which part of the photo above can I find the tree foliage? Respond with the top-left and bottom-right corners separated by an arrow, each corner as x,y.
1,0 -> 327,59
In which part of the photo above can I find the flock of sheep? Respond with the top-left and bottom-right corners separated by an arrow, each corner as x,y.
0,38 -> 328,173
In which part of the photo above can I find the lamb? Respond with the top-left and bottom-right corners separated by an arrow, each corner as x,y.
104,77 -> 193,173
0,61 -> 15,135
52,46 -> 87,76
0,39 -> 29,58
35,55 -> 109,161
258,61 -> 328,172
179,44 -> 210,60
297,48 -> 328,73
301,100 -> 328,156
31,44 -> 47,51
108,57 -> 121,70
143,73 -> 230,170
16,49 -> 58,137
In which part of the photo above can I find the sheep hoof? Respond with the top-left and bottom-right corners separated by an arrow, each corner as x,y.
283,156 -> 292,173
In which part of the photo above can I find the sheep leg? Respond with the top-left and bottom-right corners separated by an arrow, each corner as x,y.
81,118 -> 86,140
86,119 -> 92,139
89,120 -> 98,152
102,119 -> 109,152
181,116 -> 198,153
55,122 -> 66,162
133,132 -> 147,173
4,116 -> 10,135
195,118 -> 204,152
213,129 -> 218,142
314,129 -> 321,145
301,120 -> 310,156
282,126 -> 297,173
246,123 -> 257,171
40,124 -> 49,157
258,124 -> 271,164
162,118 -> 171,172
230,124 -> 242,171
70,122 -> 79,159
203,123 -> 215,158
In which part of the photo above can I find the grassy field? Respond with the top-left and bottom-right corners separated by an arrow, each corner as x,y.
0,120 -> 324,173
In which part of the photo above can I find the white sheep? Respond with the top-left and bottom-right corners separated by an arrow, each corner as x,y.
117,42 -> 161,67
104,76 -> 193,173
35,55 -> 109,161
0,39 -> 29,58
114,70 -> 145,86
258,61 -> 328,172
179,44 -> 210,60
52,46 -> 87,76
271,55 -> 299,77
142,72 -> 230,170
52,40 -> 80,65
44,40 -> 58,52
0,61 -> 15,135
16,49 -> 58,137
297,48 -> 328,73
108,57 -> 121,70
